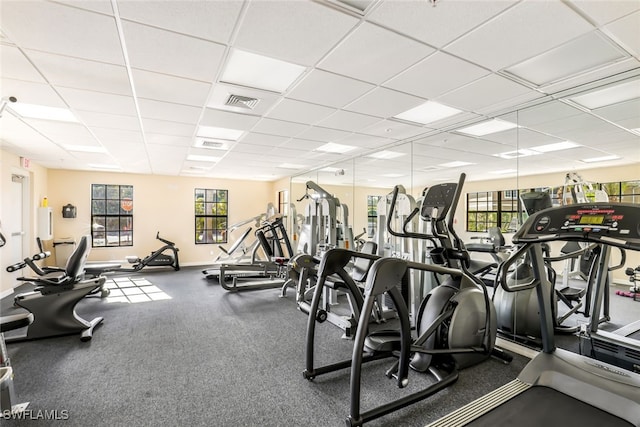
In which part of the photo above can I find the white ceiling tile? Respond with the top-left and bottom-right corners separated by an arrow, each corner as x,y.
369,0 -> 517,48
240,133 -> 290,147
345,87 -> 425,118
1,1 -> 124,65
55,0 -> 114,15
76,111 -> 141,131
594,98 -> 640,123
235,0 -> 358,65
445,1 -> 594,71
1,78 -> 67,107
267,99 -> 336,125
319,22 -> 435,84
145,134 -> 192,147
57,87 -> 137,116
26,49 -> 132,95
603,10 -> 640,57
517,101 -> 584,128
118,0 -> 242,43
287,69 -> 375,108
295,126 -> 352,143
122,21 -> 226,81
338,133 -> 394,149
359,119 -> 427,140
26,120 -> 99,146
316,110 -> 380,132
280,138 -> 325,152
384,52 -> 490,100
437,74 -> 534,113
251,118 -> 309,138
91,128 -> 144,145
568,0 -> 640,26
132,69 -> 211,106
141,118 -> 196,137
138,99 -> 202,124
200,109 -> 261,131
1,46 -> 46,83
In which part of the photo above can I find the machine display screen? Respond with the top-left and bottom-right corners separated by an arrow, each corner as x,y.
578,214 -> 606,225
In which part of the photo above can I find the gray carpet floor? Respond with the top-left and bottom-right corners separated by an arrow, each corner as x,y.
2,266 -> 538,426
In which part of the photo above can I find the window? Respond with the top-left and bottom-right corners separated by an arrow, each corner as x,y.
278,190 -> 289,217
91,184 -> 133,247
466,191 -> 499,232
466,180 -> 640,233
195,189 -> 228,244
367,195 -> 381,238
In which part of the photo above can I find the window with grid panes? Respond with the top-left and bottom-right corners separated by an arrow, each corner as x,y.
91,184 -> 133,247
195,189 -> 228,244
367,195 -> 381,238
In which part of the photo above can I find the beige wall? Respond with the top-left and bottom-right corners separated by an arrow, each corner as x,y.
45,169 -> 277,266
2,146 -> 638,294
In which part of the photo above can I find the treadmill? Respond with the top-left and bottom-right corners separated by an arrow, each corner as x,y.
428,202 -> 640,427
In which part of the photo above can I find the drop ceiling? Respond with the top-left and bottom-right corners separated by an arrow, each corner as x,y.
0,0 -> 638,188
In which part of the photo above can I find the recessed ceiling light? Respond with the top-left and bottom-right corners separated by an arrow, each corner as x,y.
530,141 -> 581,153
221,49 -> 306,93
10,103 -> 79,122
580,155 -> 620,163
457,119 -> 518,136
316,142 -> 357,154
320,167 -> 340,172
278,163 -> 307,169
493,149 -> 540,160
366,150 -> 405,160
394,101 -> 462,125
382,173 -> 404,178
196,125 -> 244,141
186,154 -> 220,162
88,163 -> 120,170
439,161 -> 474,168
64,145 -> 107,153
570,79 -> 640,109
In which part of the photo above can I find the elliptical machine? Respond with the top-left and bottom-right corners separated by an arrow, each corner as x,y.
303,173 -> 510,426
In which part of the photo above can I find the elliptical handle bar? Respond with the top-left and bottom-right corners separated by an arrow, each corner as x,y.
386,185 -> 425,240
496,243 -> 538,292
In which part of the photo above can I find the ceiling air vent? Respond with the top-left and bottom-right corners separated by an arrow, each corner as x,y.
200,140 -> 227,149
225,94 -> 260,110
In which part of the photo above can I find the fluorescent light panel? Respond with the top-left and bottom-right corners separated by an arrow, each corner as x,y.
366,150 -> 405,160
278,163 -> 307,169
580,155 -> 620,163
439,161 -> 473,168
221,49 -> 306,93
490,169 -> 518,175
196,125 -> 244,141
186,154 -> 220,162
382,173 -> 404,178
394,101 -> 462,125
10,103 -> 78,122
457,119 -> 517,136
530,141 -> 580,153
88,163 -> 120,170
316,142 -> 357,154
570,79 -> 640,110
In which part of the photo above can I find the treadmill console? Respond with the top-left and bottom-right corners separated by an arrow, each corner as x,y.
420,183 -> 458,221
514,203 -> 640,250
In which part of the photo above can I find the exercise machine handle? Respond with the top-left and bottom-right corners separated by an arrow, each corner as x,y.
496,243 -> 538,292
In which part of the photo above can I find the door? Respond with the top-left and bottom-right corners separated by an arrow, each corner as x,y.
7,174 -> 27,264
